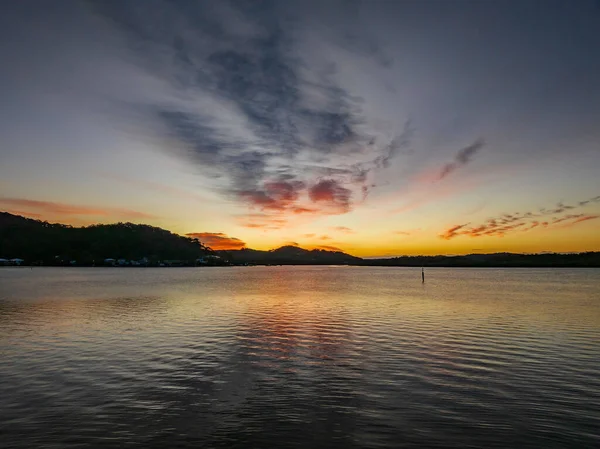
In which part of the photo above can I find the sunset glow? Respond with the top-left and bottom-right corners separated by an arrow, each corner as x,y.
1,1 -> 599,256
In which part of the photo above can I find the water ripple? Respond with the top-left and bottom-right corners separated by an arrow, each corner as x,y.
1,266 -> 599,448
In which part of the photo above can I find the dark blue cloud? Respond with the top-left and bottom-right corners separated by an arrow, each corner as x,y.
87,0 -> 403,216
437,139 -> 485,181
3,0 -> 598,226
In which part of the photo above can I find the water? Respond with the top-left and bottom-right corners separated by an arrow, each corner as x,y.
1,267 -> 599,448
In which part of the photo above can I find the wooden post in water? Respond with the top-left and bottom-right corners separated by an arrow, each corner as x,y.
421,267 -> 425,283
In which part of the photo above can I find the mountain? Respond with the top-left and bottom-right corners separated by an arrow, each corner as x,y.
362,252 -> 600,267
0,212 -> 214,265
218,245 -> 363,265
2,212 -> 599,267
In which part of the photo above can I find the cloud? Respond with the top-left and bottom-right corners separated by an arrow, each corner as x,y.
552,213 -> 585,224
394,228 -> 421,236
185,232 -> 246,250
283,241 -> 299,247
237,212 -> 289,230
314,245 -> 344,252
577,196 -> 600,207
0,197 -> 155,220
437,139 -> 485,181
239,179 -> 306,211
555,215 -> 599,227
548,202 -> 577,214
303,233 -> 315,238
240,223 -> 264,229
439,223 -> 470,240
291,206 -> 317,215
318,235 -> 332,240
3,209 -> 43,219
308,179 -> 352,213
373,120 -> 414,169
85,1 -> 409,224
570,215 -> 599,225
331,226 -> 354,233
438,195 -> 600,239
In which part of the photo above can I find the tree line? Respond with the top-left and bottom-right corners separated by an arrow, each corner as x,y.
0,212 -> 215,265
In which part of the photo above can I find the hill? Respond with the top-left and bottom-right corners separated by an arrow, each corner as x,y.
0,212 -> 214,265
362,252 -> 600,268
2,212 -> 599,267
217,245 -> 363,265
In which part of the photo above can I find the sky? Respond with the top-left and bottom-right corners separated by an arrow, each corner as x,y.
1,0 -> 599,256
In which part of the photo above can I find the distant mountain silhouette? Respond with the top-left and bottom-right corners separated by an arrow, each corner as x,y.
363,252 -> 600,268
2,212 -> 599,267
0,212 -> 214,265
218,245 -> 362,265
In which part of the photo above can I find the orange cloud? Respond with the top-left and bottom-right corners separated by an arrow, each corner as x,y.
439,206 -> 598,240
0,197 -> 155,220
236,212 -> 289,230
319,235 -> 332,240
235,175 -> 364,231
552,214 -> 585,224
564,215 -> 599,226
241,223 -> 265,228
524,221 -> 540,231
239,180 -> 306,212
314,245 -> 344,252
439,223 -> 470,240
441,221 -> 530,239
394,228 -> 421,236
3,209 -> 43,219
238,218 -> 288,230
331,226 -> 354,233
308,179 -> 352,213
185,232 -> 246,250
292,206 -> 317,214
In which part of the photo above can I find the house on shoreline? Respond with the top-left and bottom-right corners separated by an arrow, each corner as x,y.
0,258 -> 25,266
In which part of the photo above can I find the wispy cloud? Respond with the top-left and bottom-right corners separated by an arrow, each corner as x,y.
237,212 -> 289,230
330,226 -> 354,233
394,228 -> 421,236
578,196 -> 600,206
439,223 -> 470,240
437,139 -> 485,181
0,197 -> 155,220
439,195 -> 600,240
185,232 -> 246,250
314,244 -> 344,252
3,209 -> 43,219
564,215 -> 599,226
551,214 -> 585,224
87,1 -> 410,226
308,180 -> 352,214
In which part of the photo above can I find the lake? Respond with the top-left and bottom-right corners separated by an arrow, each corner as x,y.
1,267 -> 599,448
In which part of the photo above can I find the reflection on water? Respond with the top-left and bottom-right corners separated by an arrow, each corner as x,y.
1,267 -> 599,448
